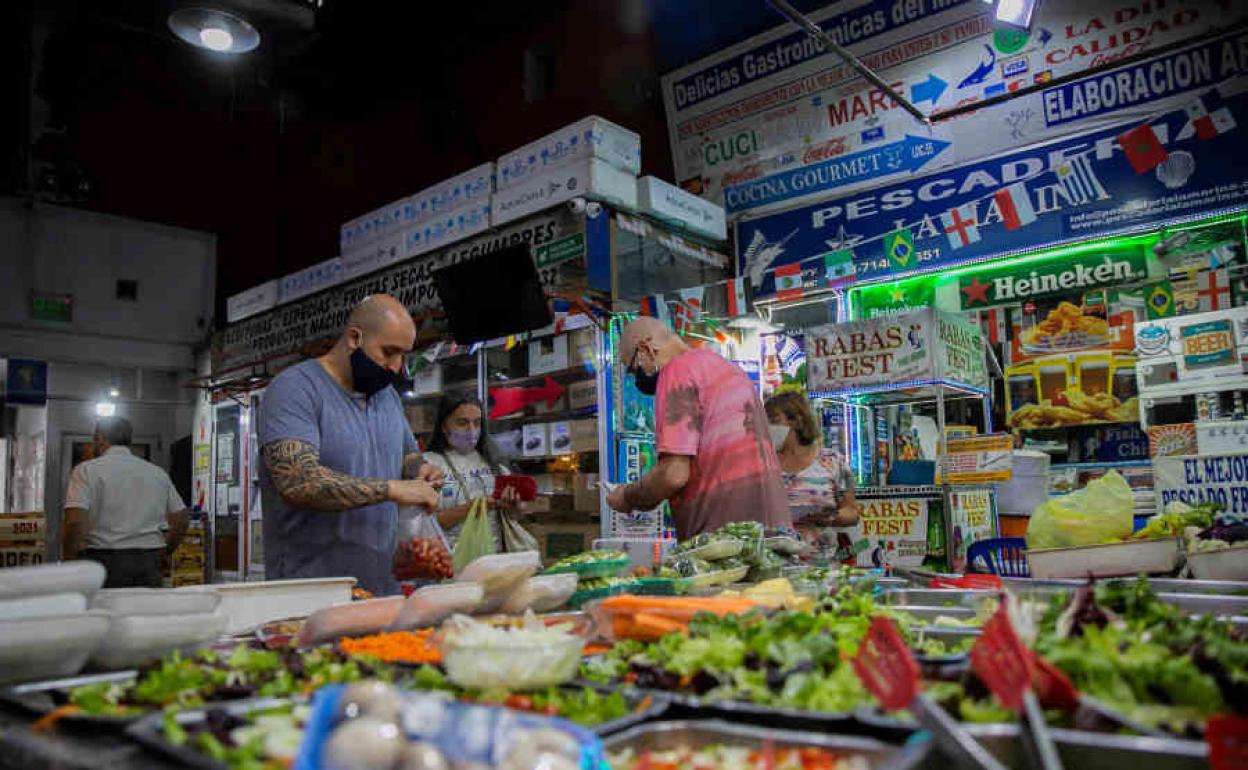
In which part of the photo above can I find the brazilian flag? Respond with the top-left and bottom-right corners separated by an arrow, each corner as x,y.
1145,280 -> 1175,319
884,228 -> 915,272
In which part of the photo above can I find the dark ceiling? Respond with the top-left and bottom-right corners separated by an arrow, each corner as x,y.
1,0 -> 827,326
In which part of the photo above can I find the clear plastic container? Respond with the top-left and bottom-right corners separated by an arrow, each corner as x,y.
0,561 -> 106,600
0,591 -> 87,621
0,610 -> 112,686
90,611 -> 227,669
390,582 -> 484,630
91,588 -> 221,616
456,551 -> 542,614
440,626 -> 584,691
499,573 -> 578,615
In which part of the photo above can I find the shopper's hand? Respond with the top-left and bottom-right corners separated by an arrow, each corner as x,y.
418,463 -> 445,489
496,485 -> 520,513
388,479 -> 440,509
606,485 -> 633,513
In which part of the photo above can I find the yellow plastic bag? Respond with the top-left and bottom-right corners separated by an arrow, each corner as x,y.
1025,470 -> 1134,549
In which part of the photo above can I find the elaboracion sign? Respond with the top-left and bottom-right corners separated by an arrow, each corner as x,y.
738,86 -> 1248,297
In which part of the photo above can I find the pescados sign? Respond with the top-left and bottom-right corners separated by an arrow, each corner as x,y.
958,250 -> 1149,308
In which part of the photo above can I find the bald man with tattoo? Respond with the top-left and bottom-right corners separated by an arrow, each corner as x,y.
259,294 -> 444,594
606,317 -> 791,540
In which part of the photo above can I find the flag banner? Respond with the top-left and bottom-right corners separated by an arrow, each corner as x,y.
884,228 -> 916,271
738,91 -> 1248,298
727,277 -> 748,316
1117,123 -> 1168,174
1197,268 -> 1231,312
639,294 -> 669,321
1178,89 -> 1238,141
993,183 -> 1037,231
1144,280 -> 1176,319
940,204 -> 981,249
824,250 -> 857,287
775,263 -> 804,300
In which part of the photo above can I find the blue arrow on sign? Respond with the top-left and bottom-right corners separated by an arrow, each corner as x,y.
724,135 -> 952,214
910,74 -> 947,105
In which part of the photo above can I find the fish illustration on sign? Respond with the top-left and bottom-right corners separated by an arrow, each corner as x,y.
742,228 -> 799,287
958,45 -> 996,89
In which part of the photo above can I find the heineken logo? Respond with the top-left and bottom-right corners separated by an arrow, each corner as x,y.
959,254 -> 1147,308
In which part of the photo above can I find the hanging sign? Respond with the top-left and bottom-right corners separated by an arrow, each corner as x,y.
941,435 -> 1014,484
1154,453 -> 1248,514
841,497 -> 931,569
947,488 -> 997,572
855,281 -> 936,318
957,249 -> 1150,309
739,89 -> 1248,297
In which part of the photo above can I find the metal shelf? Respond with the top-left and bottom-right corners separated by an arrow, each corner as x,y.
856,485 -> 945,497
1140,375 -> 1248,402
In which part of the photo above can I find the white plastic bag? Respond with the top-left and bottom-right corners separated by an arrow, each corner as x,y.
389,582 -> 484,630
498,573 -> 577,615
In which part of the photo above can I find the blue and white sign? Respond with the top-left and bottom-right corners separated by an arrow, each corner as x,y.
739,89 -> 1248,297
724,135 -> 951,214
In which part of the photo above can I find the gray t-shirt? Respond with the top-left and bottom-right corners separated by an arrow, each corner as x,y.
259,359 -> 418,596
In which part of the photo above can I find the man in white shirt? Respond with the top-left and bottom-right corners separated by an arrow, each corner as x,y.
62,417 -> 189,588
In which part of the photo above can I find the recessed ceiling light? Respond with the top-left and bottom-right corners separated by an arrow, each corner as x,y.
168,7 -> 260,54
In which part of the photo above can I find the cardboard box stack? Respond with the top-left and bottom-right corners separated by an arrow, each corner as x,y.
491,116 -> 642,227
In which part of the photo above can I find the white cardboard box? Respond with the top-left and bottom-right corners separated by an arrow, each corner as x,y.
339,196 -> 416,253
341,233 -> 404,282
491,158 -> 638,228
522,423 -> 548,457
636,175 -> 727,241
226,280 -> 278,323
278,257 -> 345,303
403,200 -> 493,259
528,334 -> 569,376
408,163 -> 495,225
1196,420 -> 1248,454
496,116 -> 640,190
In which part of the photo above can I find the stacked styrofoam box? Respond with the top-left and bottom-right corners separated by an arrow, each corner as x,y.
339,197 -> 416,254
404,198 -> 492,259
491,116 -> 641,227
636,175 -> 727,241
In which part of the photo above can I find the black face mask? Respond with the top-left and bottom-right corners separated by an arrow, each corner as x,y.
350,343 -> 397,397
628,348 -> 660,396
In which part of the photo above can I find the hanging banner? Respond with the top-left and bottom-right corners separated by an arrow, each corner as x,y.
1154,453 -> 1248,514
855,281 -> 936,318
216,210 -> 583,370
739,88 -> 1248,297
664,0 -> 1248,208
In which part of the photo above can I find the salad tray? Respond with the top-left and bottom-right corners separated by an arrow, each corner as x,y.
126,696 -> 300,770
544,557 -> 631,580
0,669 -> 139,726
955,724 -> 1206,770
602,718 -> 916,767
1027,538 -> 1181,579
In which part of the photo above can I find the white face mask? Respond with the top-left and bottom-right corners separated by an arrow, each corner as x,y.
768,424 -> 791,449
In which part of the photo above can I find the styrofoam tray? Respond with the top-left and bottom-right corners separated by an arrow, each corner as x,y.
0,561 -> 106,600
0,591 -> 87,620
499,572 -> 578,615
90,611 -> 227,670
92,588 -> 221,616
177,577 -> 355,634
0,610 -> 112,686
1028,538 -> 1181,579
1188,543 -> 1248,581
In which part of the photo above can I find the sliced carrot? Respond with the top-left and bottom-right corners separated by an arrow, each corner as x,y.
31,704 -> 80,732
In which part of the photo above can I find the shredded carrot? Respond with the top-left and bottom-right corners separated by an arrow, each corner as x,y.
340,629 -> 441,664
582,643 -> 612,656
31,704 -> 79,732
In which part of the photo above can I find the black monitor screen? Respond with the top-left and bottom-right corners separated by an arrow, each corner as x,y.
432,244 -> 554,344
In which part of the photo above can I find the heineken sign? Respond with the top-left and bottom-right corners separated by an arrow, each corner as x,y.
958,252 -> 1148,309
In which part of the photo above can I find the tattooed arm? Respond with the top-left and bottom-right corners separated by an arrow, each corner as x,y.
607,454 -> 691,512
263,440 -> 438,511
402,452 -> 444,487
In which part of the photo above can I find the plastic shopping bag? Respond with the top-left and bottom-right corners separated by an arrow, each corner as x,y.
1026,469 -> 1134,549
452,497 -> 496,574
393,508 -> 453,581
499,509 -> 539,554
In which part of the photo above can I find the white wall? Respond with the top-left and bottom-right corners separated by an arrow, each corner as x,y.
0,197 -> 217,370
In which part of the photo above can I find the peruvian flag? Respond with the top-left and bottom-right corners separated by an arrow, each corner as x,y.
982,307 -> 1007,346
993,183 -> 1037,231
639,294 -> 668,321
775,263 -> 803,301
940,203 -> 981,249
1178,91 -> 1237,141
1116,123 -> 1167,173
725,277 -> 748,317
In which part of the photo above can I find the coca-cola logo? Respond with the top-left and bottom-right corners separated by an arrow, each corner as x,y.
802,138 -> 848,165
722,164 -> 764,186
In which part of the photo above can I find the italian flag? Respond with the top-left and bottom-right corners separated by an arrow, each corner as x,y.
993,183 -> 1037,231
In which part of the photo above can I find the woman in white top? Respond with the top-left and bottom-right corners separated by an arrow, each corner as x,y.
764,392 -> 860,560
423,394 -> 519,550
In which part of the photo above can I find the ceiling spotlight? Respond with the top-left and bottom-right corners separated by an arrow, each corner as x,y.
994,0 -> 1038,29
168,8 -> 260,54
108,385 -> 120,398
96,401 -> 117,418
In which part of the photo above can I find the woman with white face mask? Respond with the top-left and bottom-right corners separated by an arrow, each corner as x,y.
423,394 -> 520,550
764,392 -> 859,558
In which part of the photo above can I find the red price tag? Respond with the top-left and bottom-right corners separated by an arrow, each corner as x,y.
1209,715 -> 1248,770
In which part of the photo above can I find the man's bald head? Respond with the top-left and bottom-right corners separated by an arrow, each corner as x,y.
348,294 -> 414,338
619,316 -> 681,369
342,294 -> 417,376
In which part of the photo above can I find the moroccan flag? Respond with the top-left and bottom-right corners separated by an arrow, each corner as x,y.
775,263 -> 804,300
884,228 -> 915,272
993,183 -> 1037,231
1144,280 -> 1175,320
1116,124 -> 1168,173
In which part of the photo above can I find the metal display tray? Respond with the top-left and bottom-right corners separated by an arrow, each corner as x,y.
581,683 -> 859,733
890,605 -> 979,624
959,724 -> 1206,770
602,718 -> 920,767
0,669 -> 139,726
882,586 -> 1248,617
1002,576 -> 1248,595
127,697 -> 297,770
